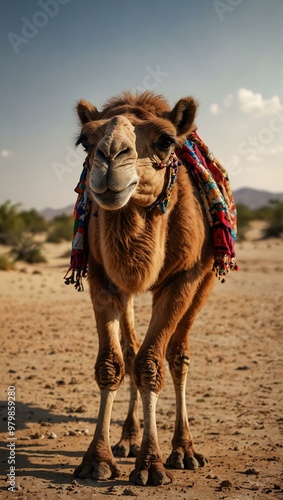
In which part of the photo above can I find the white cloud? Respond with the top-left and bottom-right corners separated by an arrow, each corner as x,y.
242,146 -> 283,164
210,103 -> 222,115
210,93 -> 233,115
210,89 -> 283,119
1,149 -> 12,157
261,146 -> 283,155
237,88 -> 283,116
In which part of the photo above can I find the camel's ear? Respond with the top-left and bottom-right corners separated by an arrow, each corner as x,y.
170,97 -> 198,136
77,99 -> 100,124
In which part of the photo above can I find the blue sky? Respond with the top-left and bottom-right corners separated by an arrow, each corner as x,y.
1,0 -> 283,210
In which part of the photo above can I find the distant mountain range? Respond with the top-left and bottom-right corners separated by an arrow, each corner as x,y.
41,188 -> 283,220
233,188 -> 283,210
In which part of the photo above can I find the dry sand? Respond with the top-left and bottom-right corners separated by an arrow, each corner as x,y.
0,225 -> 282,499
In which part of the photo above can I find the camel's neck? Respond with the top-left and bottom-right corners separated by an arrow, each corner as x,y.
97,203 -> 168,294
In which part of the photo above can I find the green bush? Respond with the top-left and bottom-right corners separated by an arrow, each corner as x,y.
263,200 -> 283,238
236,204 -> 254,241
46,214 -> 73,243
253,205 -> 273,221
10,235 -> 46,264
20,209 -> 48,233
0,254 -> 15,270
0,201 -> 49,243
0,200 -> 26,245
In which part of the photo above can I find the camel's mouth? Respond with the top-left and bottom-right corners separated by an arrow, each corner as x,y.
90,181 -> 138,210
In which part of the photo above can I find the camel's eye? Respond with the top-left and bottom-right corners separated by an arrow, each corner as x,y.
76,134 -> 89,152
156,135 -> 174,152
81,139 -> 89,152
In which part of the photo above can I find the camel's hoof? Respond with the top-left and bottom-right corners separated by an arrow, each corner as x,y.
129,462 -> 174,486
166,450 -> 208,470
74,460 -> 122,480
112,439 -> 141,458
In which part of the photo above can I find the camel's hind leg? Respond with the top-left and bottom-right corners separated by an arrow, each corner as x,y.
112,296 -> 142,458
166,272 -> 215,470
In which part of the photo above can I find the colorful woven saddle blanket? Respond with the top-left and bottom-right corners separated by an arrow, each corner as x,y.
178,130 -> 238,282
64,131 -> 238,290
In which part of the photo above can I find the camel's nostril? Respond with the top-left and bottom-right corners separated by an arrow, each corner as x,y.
115,147 -> 130,159
96,147 -> 131,162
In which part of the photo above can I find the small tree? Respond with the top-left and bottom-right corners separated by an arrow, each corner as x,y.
263,200 -> 283,238
20,209 -> 48,233
10,235 -> 46,263
236,204 -> 254,241
46,214 -> 73,243
0,200 -> 25,245
253,205 -> 273,221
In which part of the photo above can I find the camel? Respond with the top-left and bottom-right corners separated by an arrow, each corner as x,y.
72,91 -> 223,486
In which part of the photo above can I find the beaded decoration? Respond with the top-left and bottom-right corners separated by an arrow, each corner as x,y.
145,152 -> 181,213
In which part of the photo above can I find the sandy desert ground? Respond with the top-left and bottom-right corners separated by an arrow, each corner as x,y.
0,223 -> 282,500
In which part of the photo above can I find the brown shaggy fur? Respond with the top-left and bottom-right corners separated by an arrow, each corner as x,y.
73,92 -> 216,486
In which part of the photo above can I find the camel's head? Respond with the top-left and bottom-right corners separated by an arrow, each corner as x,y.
76,92 -> 198,210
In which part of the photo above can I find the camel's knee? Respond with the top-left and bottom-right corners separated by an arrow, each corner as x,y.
95,351 -> 125,391
166,347 -> 190,382
133,351 -> 165,394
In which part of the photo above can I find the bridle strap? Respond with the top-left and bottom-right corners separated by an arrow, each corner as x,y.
145,152 -> 181,213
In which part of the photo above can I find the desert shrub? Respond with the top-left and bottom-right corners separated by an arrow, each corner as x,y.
10,235 -> 46,263
0,201 -> 48,243
263,200 -> 283,238
20,209 -> 48,233
236,204 -> 254,241
0,254 -> 15,270
0,200 -> 25,245
46,214 -> 73,243
253,205 -> 273,221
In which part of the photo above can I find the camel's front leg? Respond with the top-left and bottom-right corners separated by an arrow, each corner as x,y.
129,387 -> 174,486
129,276 -> 201,486
74,389 -> 122,480
74,273 -> 125,480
